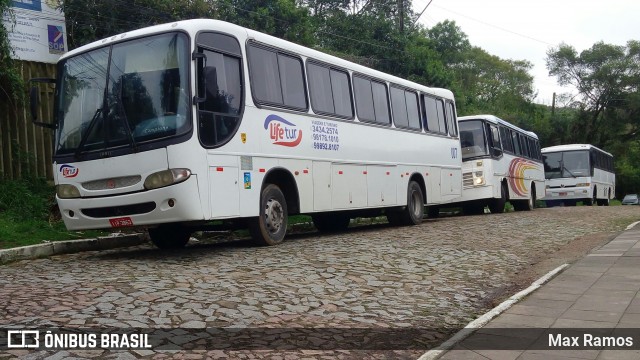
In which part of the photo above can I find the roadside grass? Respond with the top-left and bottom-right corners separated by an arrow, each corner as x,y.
0,178 -> 105,249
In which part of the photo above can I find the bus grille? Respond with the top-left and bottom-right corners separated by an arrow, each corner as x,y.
81,202 -> 156,218
463,172 -> 473,186
548,185 -> 576,189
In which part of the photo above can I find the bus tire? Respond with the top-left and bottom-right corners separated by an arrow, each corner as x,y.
514,187 -> 535,211
249,184 -> 288,246
148,224 -> 190,249
389,181 -> 424,226
584,187 -> 596,206
489,183 -> 507,214
528,185 -> 536,210
312,213 -> 350,233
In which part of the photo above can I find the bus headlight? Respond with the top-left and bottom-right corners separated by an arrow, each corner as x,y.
144,169 -> 191,190
57,184 -> 81,199
575,183 -> 590,187
473,171 -> 485,186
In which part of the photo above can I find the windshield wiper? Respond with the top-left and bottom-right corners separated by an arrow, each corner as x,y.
74,107 -> 103,160
116,84 -> 138,153
562,163 -> 577,178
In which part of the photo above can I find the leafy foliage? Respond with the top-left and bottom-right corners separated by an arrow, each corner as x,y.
0,0 -> 25,104
4,0 -> 636,198
0,177 -> 52,221
546,41 -> 640,196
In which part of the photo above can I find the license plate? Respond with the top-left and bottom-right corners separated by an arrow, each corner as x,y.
109,217 -> 133,228
559,192 -> 567,196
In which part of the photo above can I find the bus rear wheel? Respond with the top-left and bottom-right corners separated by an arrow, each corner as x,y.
387,181 -> 424,226
249,184 -> 288,246
312,213 -> 350,233
148,224 -> 191,249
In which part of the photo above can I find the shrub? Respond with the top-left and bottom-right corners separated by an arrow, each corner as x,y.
0,177 -> 54,221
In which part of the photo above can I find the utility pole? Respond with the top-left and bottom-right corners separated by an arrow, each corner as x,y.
552,92 -> 556,115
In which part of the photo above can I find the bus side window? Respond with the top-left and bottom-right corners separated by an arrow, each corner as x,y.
197,48 -> 243,147
499,126 -> 513,153
445,101 -> 457,136
435,99 -> 446,135
487,124 -> 502,158
512,131 -> 521,156
421,95 -> 440,133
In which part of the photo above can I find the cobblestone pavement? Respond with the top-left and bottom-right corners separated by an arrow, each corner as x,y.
1,206 -> 638,359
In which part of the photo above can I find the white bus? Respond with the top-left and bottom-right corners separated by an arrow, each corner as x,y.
542,144 -> 615,206
450,115 -> 545,214
30,19 -> 462,248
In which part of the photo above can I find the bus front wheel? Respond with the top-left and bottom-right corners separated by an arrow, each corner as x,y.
489,183 -> 507,214
148,224 -> 191,249
513,185 -> 535,211
584,187 -> 596,206
249,184 -> 288,246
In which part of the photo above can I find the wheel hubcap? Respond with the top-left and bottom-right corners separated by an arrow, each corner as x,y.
264,198 -> 284,233
411,190 -> 421,216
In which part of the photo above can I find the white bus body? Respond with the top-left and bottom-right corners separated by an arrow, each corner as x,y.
542,144 -> 615,206
450,115 -> 545,214
38,19 -> 462,248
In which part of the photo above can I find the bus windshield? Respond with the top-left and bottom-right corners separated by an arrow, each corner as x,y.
56,32 -> 190,156
459,120 -> 489,160
543,150 -> 590,179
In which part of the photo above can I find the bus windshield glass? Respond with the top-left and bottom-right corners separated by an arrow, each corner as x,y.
56,32 -> 190,156
543,150 -> 590,179
459,120 -> 488,160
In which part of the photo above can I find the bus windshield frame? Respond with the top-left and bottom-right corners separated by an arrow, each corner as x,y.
54,31 -> 192,161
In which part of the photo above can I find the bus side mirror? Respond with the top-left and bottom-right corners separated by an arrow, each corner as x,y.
492,146 -> 503,158
29,78 -> 57,129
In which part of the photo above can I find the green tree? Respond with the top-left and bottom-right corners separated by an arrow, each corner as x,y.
547,40 -> 640,196
0,0 -> 24,104
546,41 -> 640,146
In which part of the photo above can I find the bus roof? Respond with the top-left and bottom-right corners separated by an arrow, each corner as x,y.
541,144 -> 613,157
60,19 -> 454,100
458,114 -> 538,139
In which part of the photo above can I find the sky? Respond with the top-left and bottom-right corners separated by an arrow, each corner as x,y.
412,0 -> 640,105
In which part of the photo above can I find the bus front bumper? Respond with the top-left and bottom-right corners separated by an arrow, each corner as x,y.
57,176 -> 204,230
544,186 -> 590,201
459,184 -> 495,202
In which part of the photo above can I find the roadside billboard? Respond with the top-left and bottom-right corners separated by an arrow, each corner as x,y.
2,0 -> 67,64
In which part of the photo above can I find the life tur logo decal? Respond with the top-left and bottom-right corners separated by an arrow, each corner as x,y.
60,164 -> 79,178
264,114 -> 302,147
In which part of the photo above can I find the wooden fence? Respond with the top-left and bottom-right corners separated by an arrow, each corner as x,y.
0,61 -> 56,180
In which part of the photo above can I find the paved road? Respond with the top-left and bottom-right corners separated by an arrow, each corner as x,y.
1,206 -> 638,359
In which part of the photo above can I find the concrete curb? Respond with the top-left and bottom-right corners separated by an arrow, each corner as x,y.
0,234 -> 146,265
417,263 -> 570,360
